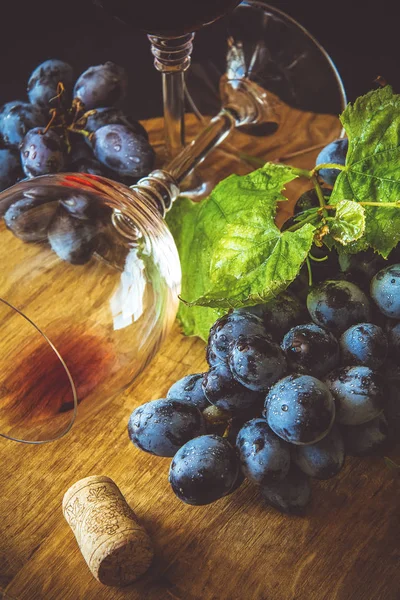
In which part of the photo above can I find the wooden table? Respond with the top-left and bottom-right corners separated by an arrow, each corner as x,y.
0,112 -> 399,600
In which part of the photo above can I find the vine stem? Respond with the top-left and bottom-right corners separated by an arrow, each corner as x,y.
313,163 -> 346,173
285,212 -> 319,232
360,201 -> 400,208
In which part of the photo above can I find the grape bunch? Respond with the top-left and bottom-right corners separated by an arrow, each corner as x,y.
127,251 -> 400,514
0,58 -> 155,264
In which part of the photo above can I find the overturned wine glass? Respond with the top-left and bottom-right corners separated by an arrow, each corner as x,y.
0,1 -> 346,443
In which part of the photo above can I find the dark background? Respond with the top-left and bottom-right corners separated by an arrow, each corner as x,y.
0,0 -> 397,119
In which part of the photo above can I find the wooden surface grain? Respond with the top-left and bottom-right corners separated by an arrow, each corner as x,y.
0,111 -> 399,600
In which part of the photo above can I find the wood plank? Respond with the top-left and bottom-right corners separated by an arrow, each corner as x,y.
0,111 -> 398,600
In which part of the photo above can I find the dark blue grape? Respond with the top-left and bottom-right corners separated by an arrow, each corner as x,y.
4,197 -> 58,242
128,398 -> 206,458
340,414 -> 388,456
324,366 -> 385,425
307,280 -> 371,335
207,311 -> 266,362
27,59 -> 74,109
169,434 -> 239,505
229,334 -> 287,392
370,264 -> 400,319
260,465 -> 311,515
339,323 -> 388,369
202,362 -> 264,416
292,425 -> 345,479
386,321 -> 400,363
315,138 -> 348,186
73,62 -> 128,110
90,124 -> 155,178
20,128 -> 65,178
236,418 -> 290,484
281,323 -> 339,378
48,207 -> 100,264
236,293 -> 307,342
84,107 -> 149,140
264,374 -> 335,445
0,101 -> 46,148
167,373 -> 210,411
0,148 -> 23,192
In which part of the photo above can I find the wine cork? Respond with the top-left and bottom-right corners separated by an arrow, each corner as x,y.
62,475 -> 154,587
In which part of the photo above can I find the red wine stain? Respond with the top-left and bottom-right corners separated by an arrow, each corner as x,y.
1,322 -> 117,426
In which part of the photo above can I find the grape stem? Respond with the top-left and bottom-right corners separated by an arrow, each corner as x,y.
309,253 -> 329,262
305,257 -> 313,286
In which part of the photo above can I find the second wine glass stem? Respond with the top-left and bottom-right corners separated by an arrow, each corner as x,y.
162,71 -> 186,158
148,33 -> 195,160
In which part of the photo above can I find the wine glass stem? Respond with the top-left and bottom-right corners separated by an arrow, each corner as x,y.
148,34 -> 195,160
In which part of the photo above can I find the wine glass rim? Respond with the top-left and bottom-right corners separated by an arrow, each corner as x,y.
0,297 -> 78,445
237,0 -> 347,112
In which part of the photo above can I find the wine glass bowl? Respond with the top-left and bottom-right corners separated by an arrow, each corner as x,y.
0,174 -> 181,443
93,0 -> 242,36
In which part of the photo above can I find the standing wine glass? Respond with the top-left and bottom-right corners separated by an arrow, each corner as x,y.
93,0 -> 242,160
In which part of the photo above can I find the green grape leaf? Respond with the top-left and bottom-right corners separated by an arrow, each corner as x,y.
329,200 -> 366,245
331,86 -> 400,257
166,163 -> 315,339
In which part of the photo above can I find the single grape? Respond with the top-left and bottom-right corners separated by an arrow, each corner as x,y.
339,323 -> 388,369
207,311 -> 266,362
20,128 -> 66,178
281,323 -> 339,378
293,188 -> 332,215
340,413 -> 388,456
260,465 -> 311,515
236,293 -> 307,342
386,321 -> 400,363
264,374 -> 335,445
236,418 -> 290,484
370,264 -> 400,319
169,434 -> 239,505
128,398 -> 206,458
228,334 -> 287,392
167,373 -> 210,411
48,207 -> 100,264
315,138 -> 348,186
202,362 -> 264,416
292,425 -> 345,479
84,107 -> 149,140
90,124 -> 155,178
27,59 -> 74,109
324,366 -> 385,425
0,101 -> 45,148
73,62 -> 128,110
339,249 -> 386,293
4,197 -> 58,242
307,280 -> 371,335
0,148 -> 23,192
